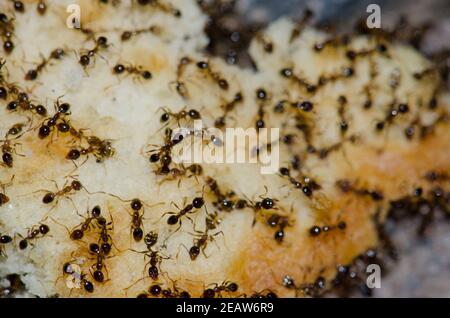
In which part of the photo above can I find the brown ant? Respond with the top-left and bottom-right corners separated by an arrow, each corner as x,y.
290,9 -> 313,42
120,25 -> 160,41
10,1 -> 25,13
147,128 -> 184,175
130,247 -> 169,281
255,32 -> 274,53
281,66 -> 354,93
68,205 -> 102,241
37,1 -> 47,15
249,290 -> 278,298
161,196 -> 205,231
138,280 -> 190,298
282,274 -> 327,297
135,0 -> 182,18
309,221 -> 347,237
202,281 -> 238,298
265,212 -> 293,243
0,175 -> 13,206
25,48 -> 65,81
159,164 -> 203,185
0,12 -> 15,54
18,223 -> 50,250
38,98 -> 71,140
214,92 -> 243,128
1,121 -> 30,168
374,101 -> 410,133
0,233 -> 13,257
170,56 -> 191,99
0,77 -> 47,116
113,63 -> 152,80
196,60 -> 229,90
254,88 -> 270,130
159,107 -> 202,127
205,176 -> 243,212
336,179 -> 384,202
39,177 -> 84,206
78,36 -> 109,69
83,209 -> 115,283
180,227 -> 224,261
67,135 -> 115,163
88,243 -> 108,283
129,199 -> 145,242
278,167 -> 321,198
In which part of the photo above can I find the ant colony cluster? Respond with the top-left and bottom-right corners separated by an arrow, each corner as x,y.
0,0 -> 449,298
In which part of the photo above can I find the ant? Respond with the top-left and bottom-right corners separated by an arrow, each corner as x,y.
78,36 -> 109,68
158,164 -> 203,185
0,79 -> 47,117
37,1 -> 47,15
97,211 -> 115,254
25,48 -> 65,81
10,1 -> 25,13
136,0 -> 182,18
38,99 -> 71,140
113,63 -> 152,80
336,179 -> 384,202
88,242 -> 110,283
205,176 -> 242,212
138,280 -> 190,298
290,9 -> 313,42
129,199 -> 145,241
171,56 -> 191,99
278,167 -> 321,198
214,92 -> 243,128
181,228 -> 224,260
249,290 -> 278,298
0,175 -> 13,206
1,121 -> 30,168
203,281 -> 238,298
254,88 -> 270,130
196,60 -> 229,90
0,12 -> 15,54
67,135 -> 115,163
0,233 -> 13,257
309,221 -> 347,238
120,25 -> 160,41
159,107 -> 201,127
147,128 -> 183,174
283,275 -> 327,297
130,247 -> 169,281
255,32 -> 274,53
265,212 -> 293,243
69,205 -> 102,241
40,177 -> 84,206
374,101 -> 410,133
18,223 -> 50,250
161,196 -> 205,231
280,67 -> 317,93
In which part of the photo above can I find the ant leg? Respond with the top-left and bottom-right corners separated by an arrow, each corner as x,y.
153,211 -> 175,225
175,243 -> 190,259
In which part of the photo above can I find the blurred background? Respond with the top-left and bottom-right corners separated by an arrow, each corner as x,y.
201,0 -> 450,297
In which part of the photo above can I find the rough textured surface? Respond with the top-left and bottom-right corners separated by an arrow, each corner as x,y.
0,0 -> 449,298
